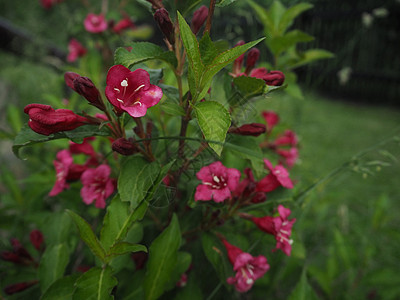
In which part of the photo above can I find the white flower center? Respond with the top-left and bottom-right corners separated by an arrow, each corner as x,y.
121,79 -> 128,87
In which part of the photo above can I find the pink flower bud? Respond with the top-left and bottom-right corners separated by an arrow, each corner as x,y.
29,230 -> 44,251
191,5 -> 208,35
154,8 -> 175,45
4,280 -> 38,295
245,48 -> 260,74
233,40 -> 245,74
84,13 -> 108,33
263,70 -> 285,86
112,138 -> 138,156
229,123 -> 266,137
24,104 -> 88,136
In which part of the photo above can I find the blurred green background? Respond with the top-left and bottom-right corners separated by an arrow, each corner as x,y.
1,0 -> 399,299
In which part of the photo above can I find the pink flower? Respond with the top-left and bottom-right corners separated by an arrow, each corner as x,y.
222,239 -> 269,293
261,111 -> 280,133
251,205 -> 296,256
84,13 -> 108,33
176,273 -> 188,287
67,39 -> 87,62
80,164 -> 115,209
277,147 -> 299,168
256,159 -> 294,193
105,65 -> 163,118
24,104 -> 88,136
234,168 -> 266,204
113,17 -> 136,34
274,130 -> 298,147
195,161 -> 241,203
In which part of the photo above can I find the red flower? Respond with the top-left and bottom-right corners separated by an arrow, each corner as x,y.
277,147 -> 299,168
273,130 -> 298,147
24,104 -> 88,136
256,159 -> 294,192
251,205 -> 296,256
105,65 -> 163,118
84,13 -> 108,33
195,161 -> 241,203
229,123 -> 266,137
191,5 -> 208,35
261,110 -> 280,133
67,39 -> 87,62
222,239 -> 269,293
80,164 -> 115,209
113,17 -> 136,34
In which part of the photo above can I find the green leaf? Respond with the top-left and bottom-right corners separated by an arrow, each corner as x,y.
177,11 -> 204,98
100,195 -> 130,252
278,3 -> 314,34
288,270 -> 319,300
176,0 -> 203,16
118,156 -> 161,209
216,0 -> 238,7
161,102 -> 186,116
164,251 -> 192,291
7,104 -> 22,133
38,244 -> 70,293
199,32 -> 221,66
72,267 -> 117,300
67,210 -> 106,262
247,0 -> 275,38
268,0 -> 287,30
144,214 -> 181,300
114,42 -> 177,69
41,274 -> 79,300
13,125 -> 109,159
194,101 -> 231,156
201,233 -> 231,285
269,30 -> 314,56
106,242 -> 147,262
289,49 -> 334,69
233,76 -> 266,99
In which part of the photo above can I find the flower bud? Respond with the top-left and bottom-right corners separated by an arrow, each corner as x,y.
24,104 -> 88,136
229,123 -> 266,137
112,138 -> 138,156
263,70 -> 285,86
245,48 -> 260,74
154,8 -> 175,45
73,76 -> 104,110
191,5 -> 208,35
4,280 -> 38,295
29,230 -> 44,251
233,40 -> 245,74
113,17 -> 136,34
1,251 -> 21,264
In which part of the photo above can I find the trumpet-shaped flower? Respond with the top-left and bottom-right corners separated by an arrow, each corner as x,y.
105,65 -> 163,118
256,159 -> 294,193
84,13 -> 108,33
195,161 -> 241,203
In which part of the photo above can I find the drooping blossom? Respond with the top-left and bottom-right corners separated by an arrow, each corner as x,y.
84,13 -> 108,33
24,104 -> 88,136
80,164 -> 115,209
195,161 -> 241,203
113,17 -> 136,34
67,39 -> 87,62
228,123 -> 266,137
222,239 -> 269,293
191,5 -> 208,35
251,205 -> 296,256
256,159 -> 294,193
105,65 -> 163,118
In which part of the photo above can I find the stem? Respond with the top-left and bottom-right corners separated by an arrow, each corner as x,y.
204,0 -> 216,34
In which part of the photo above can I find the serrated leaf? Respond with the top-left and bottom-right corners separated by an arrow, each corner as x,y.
100,195 -> 130,251
118,156 -> 161,209
194,101 -> 231,156
67,210 -> 106,262
161,102 -> 186,116
114,42 -> 177,69
144,214 -> 181,300
288,270 -> 319,300
13,125 -> 109,159
199,32 -> 221,66
73,267 -> 117,300
106,242 -> 147,262
41,274 -> 79,300
38,244 -> 70,293
278,3 -> 313,34
233,76 -> 266,98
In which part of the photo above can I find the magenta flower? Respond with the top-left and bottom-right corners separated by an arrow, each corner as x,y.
222,239 -> 269,293
195,161 -> 241,203
24,104 -> 88,136
256,159 -> 294,193
250,69 -> 285,86
274,130 -> 298,147
261,111 -> 280,133
80,164 -> 115,209
228,123 -> 266,137
67,39 -> 87,62
84,13 -> 108,33
251,205 -> 296,256
113,17 -> 136,34
234,168 -> 267,204
49,150 -> 73,196
105,65 -> 163,118
277,147 -> 299,168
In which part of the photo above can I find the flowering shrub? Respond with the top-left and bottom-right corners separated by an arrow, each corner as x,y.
4,0 -> 338,299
